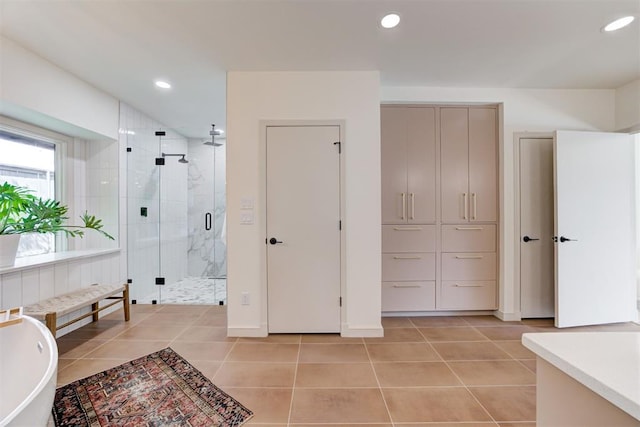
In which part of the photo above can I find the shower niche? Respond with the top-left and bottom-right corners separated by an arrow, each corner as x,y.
123,110 -> 226,305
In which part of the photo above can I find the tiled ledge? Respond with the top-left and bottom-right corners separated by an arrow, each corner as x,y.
0,248 -> 121,275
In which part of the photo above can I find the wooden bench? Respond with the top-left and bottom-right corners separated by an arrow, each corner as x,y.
23,283 -> 130,337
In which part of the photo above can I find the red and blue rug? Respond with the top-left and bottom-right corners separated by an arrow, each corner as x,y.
52,347 -> 253,426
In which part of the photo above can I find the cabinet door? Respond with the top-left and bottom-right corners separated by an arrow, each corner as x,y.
440,108 -> 469,223
381,107 -> 408,224
469,108 -> 497,222
406,107 -> 436,223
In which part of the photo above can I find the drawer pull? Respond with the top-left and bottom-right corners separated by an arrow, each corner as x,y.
455,255 -> 483,259
393,284 -> 421,288
393,256 -> 422,260
455,227 -> 483,231
453,283 -> 484,288
401,192 -> 406,220
410,193 -> 415,220
393,227 -> 423,231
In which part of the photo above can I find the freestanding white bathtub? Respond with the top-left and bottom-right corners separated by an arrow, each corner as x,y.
0,314 -> 58,427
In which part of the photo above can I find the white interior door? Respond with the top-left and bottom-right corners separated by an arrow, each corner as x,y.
520,137 -> 555,318
554,130 -> 636,328
266,125 -> 341,333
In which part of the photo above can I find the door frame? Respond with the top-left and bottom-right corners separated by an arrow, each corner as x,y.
513,132 -> 554,320
260,120 -> 346,334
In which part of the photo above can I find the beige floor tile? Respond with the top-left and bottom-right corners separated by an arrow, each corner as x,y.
463,316 -> 522,326
295,363 -> 378,387
83,339 -> 170,359
520,318 -> 554,327
395,424 -> 497,427
383,388 -> 492,422
382,317 -> 414,328
300,334 -> 363,344
298,343 -> 369,363
290,388 -> 390,423
448,360 -> 536,386
56,358 -> 129,386
137,312 -> 199,326
226,343 -> 299,362
373,361 -> 461,387
57,339 -> 108,359
366,342 -> 441,362
113,324 -> 188,341
170,341 -> 235,361
223,388 -> 292,423
192,312 -> 227,326
410,316 -> 469,327
156,304 -> 210,314
432,341 -> 512,361
364,327 -> 425,343
174,325 -> 237,342
57,358 -> 77,371
475,326 -> 535,341
498,423 -> 536,427
520,359 -> 537,373
292,425 -> 392,427
214,362 -> 296,387
419,326 -> 488,342
494,341 -> 536,359
239,334 -> 301,343
59,322 -> 131,340
469,386 -> 536,422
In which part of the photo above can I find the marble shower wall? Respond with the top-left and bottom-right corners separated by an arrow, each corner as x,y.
187,139 -> 227,278
121,103 -> 189,301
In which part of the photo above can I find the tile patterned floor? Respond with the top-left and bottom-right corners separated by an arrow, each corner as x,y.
55,305 -> 640,426
137,277 -> 227,304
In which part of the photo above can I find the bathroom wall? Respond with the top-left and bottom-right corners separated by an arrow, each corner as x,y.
187,139 -> 227,278
120,103 -> 189,302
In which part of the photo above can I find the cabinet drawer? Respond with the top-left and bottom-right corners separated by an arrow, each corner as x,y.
441,252 -> 496,280
382,281 -> 436,311
382,225 -> 436,252
382,253 -> 436,281
439,281 -> 497,310
442,224 -> 496,252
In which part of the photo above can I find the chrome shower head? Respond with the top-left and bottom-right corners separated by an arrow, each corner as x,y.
178,155 -> 188,164
204,124 -> 224,146
162,152 -> 189,163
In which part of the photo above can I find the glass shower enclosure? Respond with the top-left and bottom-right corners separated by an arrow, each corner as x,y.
125,126 -> 226,305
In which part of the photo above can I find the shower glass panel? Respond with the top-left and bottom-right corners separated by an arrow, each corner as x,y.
124,119 -> 226,305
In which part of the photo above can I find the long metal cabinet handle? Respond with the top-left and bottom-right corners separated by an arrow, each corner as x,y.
410,193 -> 415,220
453,283 -> 484,288
393,227 -> 423,231
393,256 -> 422,260
393,284 -> 421,288
455,255 -> 483,259
455,227 -> 483,231
400,193 -> 406,220
472,193 -> 477,220
462,193 -> 468,220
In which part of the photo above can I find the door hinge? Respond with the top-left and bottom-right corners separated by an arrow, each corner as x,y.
339,220 -> 342,230
333,141 -> 341,153
339,296 -> 342,307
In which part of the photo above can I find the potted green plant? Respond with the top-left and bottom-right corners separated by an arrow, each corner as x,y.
0,182 -> 114,267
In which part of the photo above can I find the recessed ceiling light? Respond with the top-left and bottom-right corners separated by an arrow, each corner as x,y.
603,16 -> 635,32
154,80 -> 171,89
381,13 -> 400,29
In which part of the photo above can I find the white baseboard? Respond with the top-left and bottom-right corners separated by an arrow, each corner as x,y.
341,323 -> 384,337
227,325 -> 268,337
494,310 -> 522,321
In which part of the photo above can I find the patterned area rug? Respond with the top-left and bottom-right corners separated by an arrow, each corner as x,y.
52,347 -> 253,426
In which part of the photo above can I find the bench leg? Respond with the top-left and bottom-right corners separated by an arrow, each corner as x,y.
45,312 -> 56,338
92,302 -> 99,322
123,283 -> 130,322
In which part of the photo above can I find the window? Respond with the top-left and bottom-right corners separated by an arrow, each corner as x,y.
0,130 -> 58,257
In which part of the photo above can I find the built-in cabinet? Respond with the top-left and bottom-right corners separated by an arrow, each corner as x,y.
381,105 -> 498,312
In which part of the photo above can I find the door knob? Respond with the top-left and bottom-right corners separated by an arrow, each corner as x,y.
269,237 -> 283,245
522,236 -> 540,242
560,236 -> 576,242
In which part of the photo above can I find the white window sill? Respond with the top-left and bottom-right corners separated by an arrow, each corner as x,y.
0,248 -> 121,275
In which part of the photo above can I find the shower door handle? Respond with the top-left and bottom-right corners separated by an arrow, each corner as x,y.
205,212 -> 212,231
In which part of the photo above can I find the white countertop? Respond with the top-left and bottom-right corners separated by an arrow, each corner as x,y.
522,332 -> 640,421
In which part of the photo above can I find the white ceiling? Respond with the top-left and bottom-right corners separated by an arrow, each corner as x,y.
1,0 -> 639,139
